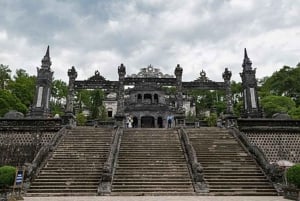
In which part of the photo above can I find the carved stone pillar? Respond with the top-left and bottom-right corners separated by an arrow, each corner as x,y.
62,66 -> 77,126
115,64 -> 126,127
222,68 -> 233,114
65,66 -> 77,114
174,64 -> 184,112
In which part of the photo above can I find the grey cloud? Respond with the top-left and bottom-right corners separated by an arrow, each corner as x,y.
0,0 -> 299,83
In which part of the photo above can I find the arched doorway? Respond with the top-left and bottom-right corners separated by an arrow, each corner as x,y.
141,116 -> 155,128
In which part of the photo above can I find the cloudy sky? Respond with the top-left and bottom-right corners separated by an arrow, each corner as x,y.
0,0 -> 299,83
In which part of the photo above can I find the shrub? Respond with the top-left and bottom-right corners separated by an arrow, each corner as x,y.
0,166 -> 16,188
76,112 -> 87,126
205,113 -> 217,127
286,164 -> 300,188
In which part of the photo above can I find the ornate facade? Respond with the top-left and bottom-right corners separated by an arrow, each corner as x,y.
67,63 -> 232,128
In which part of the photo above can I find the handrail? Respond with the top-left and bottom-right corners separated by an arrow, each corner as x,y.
230,128 -> 270,173
178,127 -> 209,193
98,126 -> 123,195
24,126 -> 67,188
230,128 -> 287,194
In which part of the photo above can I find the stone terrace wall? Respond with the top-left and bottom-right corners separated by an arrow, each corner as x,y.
0,119 -> 62,166
238,119 -> 300,164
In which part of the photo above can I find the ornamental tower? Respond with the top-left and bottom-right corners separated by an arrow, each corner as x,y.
240,48 -> 262,118
29,46 -> 54,118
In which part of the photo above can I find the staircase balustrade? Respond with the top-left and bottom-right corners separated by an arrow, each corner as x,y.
179,128 -> 209,193
98,127 -> 123,195
25,126 -> 67,188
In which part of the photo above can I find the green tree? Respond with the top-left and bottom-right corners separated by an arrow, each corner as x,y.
261,95 -> 296,118
288,107 -> 300,120
90,89 -> 105,119
7,69 -> 36,107
99,105 -> 108,121
188,89 -> 225,118
0,89 -> 27,116
0,64 -> 11,89
50,79 -> 68,115
260,65 -> 300,105
51,79 -> 67,105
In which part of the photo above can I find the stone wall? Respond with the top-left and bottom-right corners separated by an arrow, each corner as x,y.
0,118 -> 62,166
0,131 -> 58,166
242,129 -> 300,163
238,119 -> 300,164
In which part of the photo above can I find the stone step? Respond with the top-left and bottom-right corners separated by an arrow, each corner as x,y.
28,185 -> 98,189
27,127 -> 113,196
111,129 -> 194,195
111,188 -> 193,192
186,128 -> 277,195
26,192 -> 98,196
109,192 -> 195,196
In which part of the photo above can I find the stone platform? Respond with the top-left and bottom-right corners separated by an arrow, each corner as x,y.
24,196 -> 288,201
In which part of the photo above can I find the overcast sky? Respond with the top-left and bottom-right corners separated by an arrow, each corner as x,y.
0,0 -> 299,83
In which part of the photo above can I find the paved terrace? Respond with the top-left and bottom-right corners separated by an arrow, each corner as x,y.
24,196 -> 289,201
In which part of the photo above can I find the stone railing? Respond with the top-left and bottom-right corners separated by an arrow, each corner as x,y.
230,128 -> 282,193
230,128 -> 270,172
185,120 -> 208,128
237,119 -> 300,129
178,128 -> 209,193
98,127 -> 123,195
85,120 -> 115,127
24,126 -> 67,189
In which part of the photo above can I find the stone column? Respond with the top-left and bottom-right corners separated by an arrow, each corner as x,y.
222,68 -> 233,114
62,66 -> 77,126
115,64 -> 126,127
174,64 -> 185,127
174,64 -> 183,112
65,66 -> 77,114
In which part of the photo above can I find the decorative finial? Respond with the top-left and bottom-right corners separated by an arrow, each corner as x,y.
45,45 -> 50,58
41,45 -> 52,68
244,48 -> 248,59
242,48 -> 252,70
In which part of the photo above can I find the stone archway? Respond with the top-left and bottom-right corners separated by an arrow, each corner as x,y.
141,116 -> 155,128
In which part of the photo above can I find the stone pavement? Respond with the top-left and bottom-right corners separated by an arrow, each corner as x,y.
23,196 -> 289,201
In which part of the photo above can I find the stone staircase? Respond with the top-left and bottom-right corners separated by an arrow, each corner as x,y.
111,128 -> 194,195
187,127 -> 277,196
27,127 -> 113,196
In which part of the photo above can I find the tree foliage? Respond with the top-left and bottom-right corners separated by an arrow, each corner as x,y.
286,164 -> 300,188
0,166 -> 16,188
0,89 -> 27,116
187,89 -> 226,119
50,79 -> 68,115
0,64 -> 11,89
7,69 -> 36,107
260,64 -> 300,105
261,95 -> 296,118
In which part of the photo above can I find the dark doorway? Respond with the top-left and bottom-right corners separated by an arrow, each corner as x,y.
157,116 -> 163,128
133,116 -> 138,128
141,116 -> 155,128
